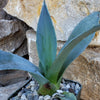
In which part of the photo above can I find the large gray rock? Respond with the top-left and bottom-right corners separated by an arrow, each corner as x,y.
0,10 -> 30,86
0,10 -> 30,56
5,0 -> 100,46
63,48 -> 100,100
26,30 -> 100,100
0,0 -> 8,8
0,80 -> 28,100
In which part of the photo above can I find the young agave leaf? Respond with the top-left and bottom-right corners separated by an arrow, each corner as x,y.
0,50 -> 49,86
47,11 -> 100,83
56,92 -> 77,100
36,0 -> 57,75
47,24 -> 100,84
57,11 -> 100,81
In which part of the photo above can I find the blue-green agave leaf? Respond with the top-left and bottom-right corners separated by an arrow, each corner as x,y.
57,11 -> 100,80
36,0 -> 57,75
47,24 -> 100,83
56,92 -> 77,100
0,50 -> 49,85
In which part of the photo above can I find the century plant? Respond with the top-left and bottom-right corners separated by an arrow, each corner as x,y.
0,0 -> 100,99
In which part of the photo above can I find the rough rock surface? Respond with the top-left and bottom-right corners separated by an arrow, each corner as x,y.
0,80 -> 28,100
0,70 -> 29,86
0,0 -> 8,8
0,10 -> 30,56
26,30 -> 39,65
5,0 -> 100,46
26,30 -> 100,100
63,48 -> 100,100
0,9 -> 30,86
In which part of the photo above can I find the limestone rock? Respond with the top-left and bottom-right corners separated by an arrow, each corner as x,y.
0,10 -> 30,86
63,48 -> 100,100
0,80 -> 28,100
0,0 -> 8,8
0,11 -> 30,56
0,70 -> 29,86
26,30 -> 100,100
14,39 -> 28,57
26,29 -> 38,65
5,0 -> 100,46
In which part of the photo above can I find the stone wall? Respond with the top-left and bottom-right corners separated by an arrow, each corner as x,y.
4,0 -> 100,46
0,0 -> 30,86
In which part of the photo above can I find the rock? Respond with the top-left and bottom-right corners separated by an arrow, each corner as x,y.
39,96 -> 44,100
27,93 -> 34,100
56,90 -> 63,94
33,95 -> 39,100
0,11 -> 31,86
0,0 -> 8,8
0,70 -> 29,86
63,47 -> 100,100
26,29 -> 39,65
5,0 -> 100,46
14,39 -> 28,57
18,91 -> 23,97
31,87 -> 34,91
0,17 -> 29,56
21,93 -> 27,100
66,84 -> 70,89
0,80 -> 28,100
30,81 -> 35,86
44,95 -> 51,100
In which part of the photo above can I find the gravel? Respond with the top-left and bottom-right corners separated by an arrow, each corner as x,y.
10,78 -> 81,100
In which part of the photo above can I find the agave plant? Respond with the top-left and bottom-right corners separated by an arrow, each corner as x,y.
0,0 -> 100,99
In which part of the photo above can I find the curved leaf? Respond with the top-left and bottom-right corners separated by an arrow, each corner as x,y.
0,50 -> 49,85
47,24 -> 100,83
57,92 -> 77,100
36,0 -> 57,75
57,11 -> 100,80
47,12 -> 100,83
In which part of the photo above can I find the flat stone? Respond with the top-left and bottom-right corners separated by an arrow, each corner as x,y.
0,0 -> 8,8
0,70 -> 29,86
63,47 -> 100,100
5,0 -> 100,46
26,29 -> 39,66
0,80 -> 28,100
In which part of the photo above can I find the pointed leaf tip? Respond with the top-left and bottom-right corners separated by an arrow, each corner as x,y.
36,0 -> 57,75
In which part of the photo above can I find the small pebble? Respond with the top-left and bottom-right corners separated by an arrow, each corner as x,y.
71,83 -> 75,90
30,81 -> 35,86
10,78 -> 81,100
31,86 -> 34,91
75,84 -> 80,90
11,96 -> 20,100
39,96 -> 44,100
33,90 -> 38,96
26,93 -> 34,99
66,84 -> 70,89
60,83 -> 63,88
18,91 -> 23,97
75,89 -> 79,95
21,94 -> 27,100
44,95 -> 51,100
25,84 -> 31,89
33,95 -> 39,100
61,79 -> 65,84
56,90 -> 63,94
